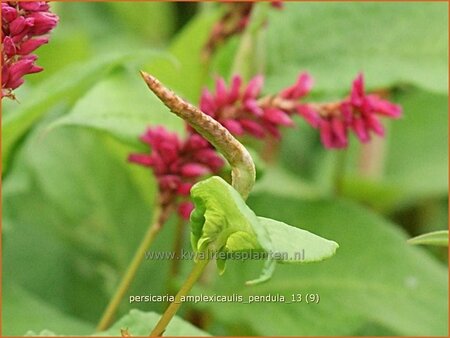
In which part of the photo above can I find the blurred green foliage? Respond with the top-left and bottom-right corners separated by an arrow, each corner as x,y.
2,2 -> 448,337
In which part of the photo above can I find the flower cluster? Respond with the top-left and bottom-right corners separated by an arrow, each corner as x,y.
129,127 -> 224,219
2,1 -> 59,99
200,73 -> 401,149
298,74 -> 402,148
200,73 -> 312,139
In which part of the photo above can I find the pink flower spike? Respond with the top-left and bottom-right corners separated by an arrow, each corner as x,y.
19,1 -> 50,12
264,108 -> 294,126
18,37 -> 49,55
2,1 -> 58,100
350,73 -> 365,106
297,105 -> 320,128
128,154 -> 155,167
330,118 -> 347,145
365,114 -> 385,136
215,77 -> 228,106
184,133 -> 208,151
193,149 -> 224,172
181,163 -> 209,177
351,117 -> 370,143
28,12 -> 59,35
319,119 -> 334,149
228,75 -> 242,102
293,72 -> 314,98
240,119 -> 266,138
280,72 -> 313,99
366,95 -> 402,118
222,119 -> 244,135
178,202 -> 194,220
200,89 -> 217,115
2,37 -> 17,58
177,183 -> 193,196
7,59 -> 35,82
243,75 -> 264,100
263,122 -> 282,139
2,5 -> 18,22
244,99 -> 264,117
9,16 -> 34,36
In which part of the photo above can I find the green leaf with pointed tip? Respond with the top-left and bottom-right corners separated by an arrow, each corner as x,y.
258,217 -> 339,263
189,176 -> 339,281
2,50 -> 168,175
408,230 -> 448,247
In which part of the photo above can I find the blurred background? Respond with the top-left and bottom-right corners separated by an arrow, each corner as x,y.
2,2 -> 448,336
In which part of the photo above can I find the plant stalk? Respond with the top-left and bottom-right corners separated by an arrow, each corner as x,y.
149,257 -> 210,337
140,72 -> 255,200
96,204 -> 170,332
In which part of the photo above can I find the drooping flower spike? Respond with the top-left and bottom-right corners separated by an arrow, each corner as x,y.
129,127 -> 225,220
200,72 -> 313,140
297,74 -> 402,148
1,1 -> 59,99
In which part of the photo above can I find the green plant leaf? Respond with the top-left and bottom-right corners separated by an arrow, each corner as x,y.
2,51 -> 166,174
95,309 -> 210,336
2,125 -> 176,323
190,176 -> 338,281
198,194 -> 447,336
408,230 -> 449,246
258,217 -> 339,263
3,282 -> 93,336
266,2 -> 448,94
20,309 -> 210,337
145,10 -> 220,102
49,68 -> 184,147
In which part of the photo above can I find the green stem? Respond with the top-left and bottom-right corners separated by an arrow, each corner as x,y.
166,218 -> 186,295
149,257 -> 210,337
96,205 -> 169,331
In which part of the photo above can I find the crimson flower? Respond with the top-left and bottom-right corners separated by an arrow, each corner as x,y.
200,73 -> 312,139
297,74 -> 402,148
129,127 -> 224,219
2,1 -> 59,99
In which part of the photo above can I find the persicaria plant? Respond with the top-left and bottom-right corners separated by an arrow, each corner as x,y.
5,2 -> 444,338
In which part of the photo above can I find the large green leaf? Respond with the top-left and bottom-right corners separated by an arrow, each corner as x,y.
145,10 -> 220,102
3,283 -> 93,336
384,90 -> 448,197
2,124 -> 177,324
265,2 -> 448,94
2,51 -> 166,174
96,310 -> 209,337
259,217 -> 338,263
197,193 -> 448,336
49,69 -> 184,147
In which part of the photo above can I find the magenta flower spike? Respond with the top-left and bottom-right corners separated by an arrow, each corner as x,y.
2,1 -> 59,99
297,74 -> 402,149
199,73 -> 313,140
129,127 -> 225,220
